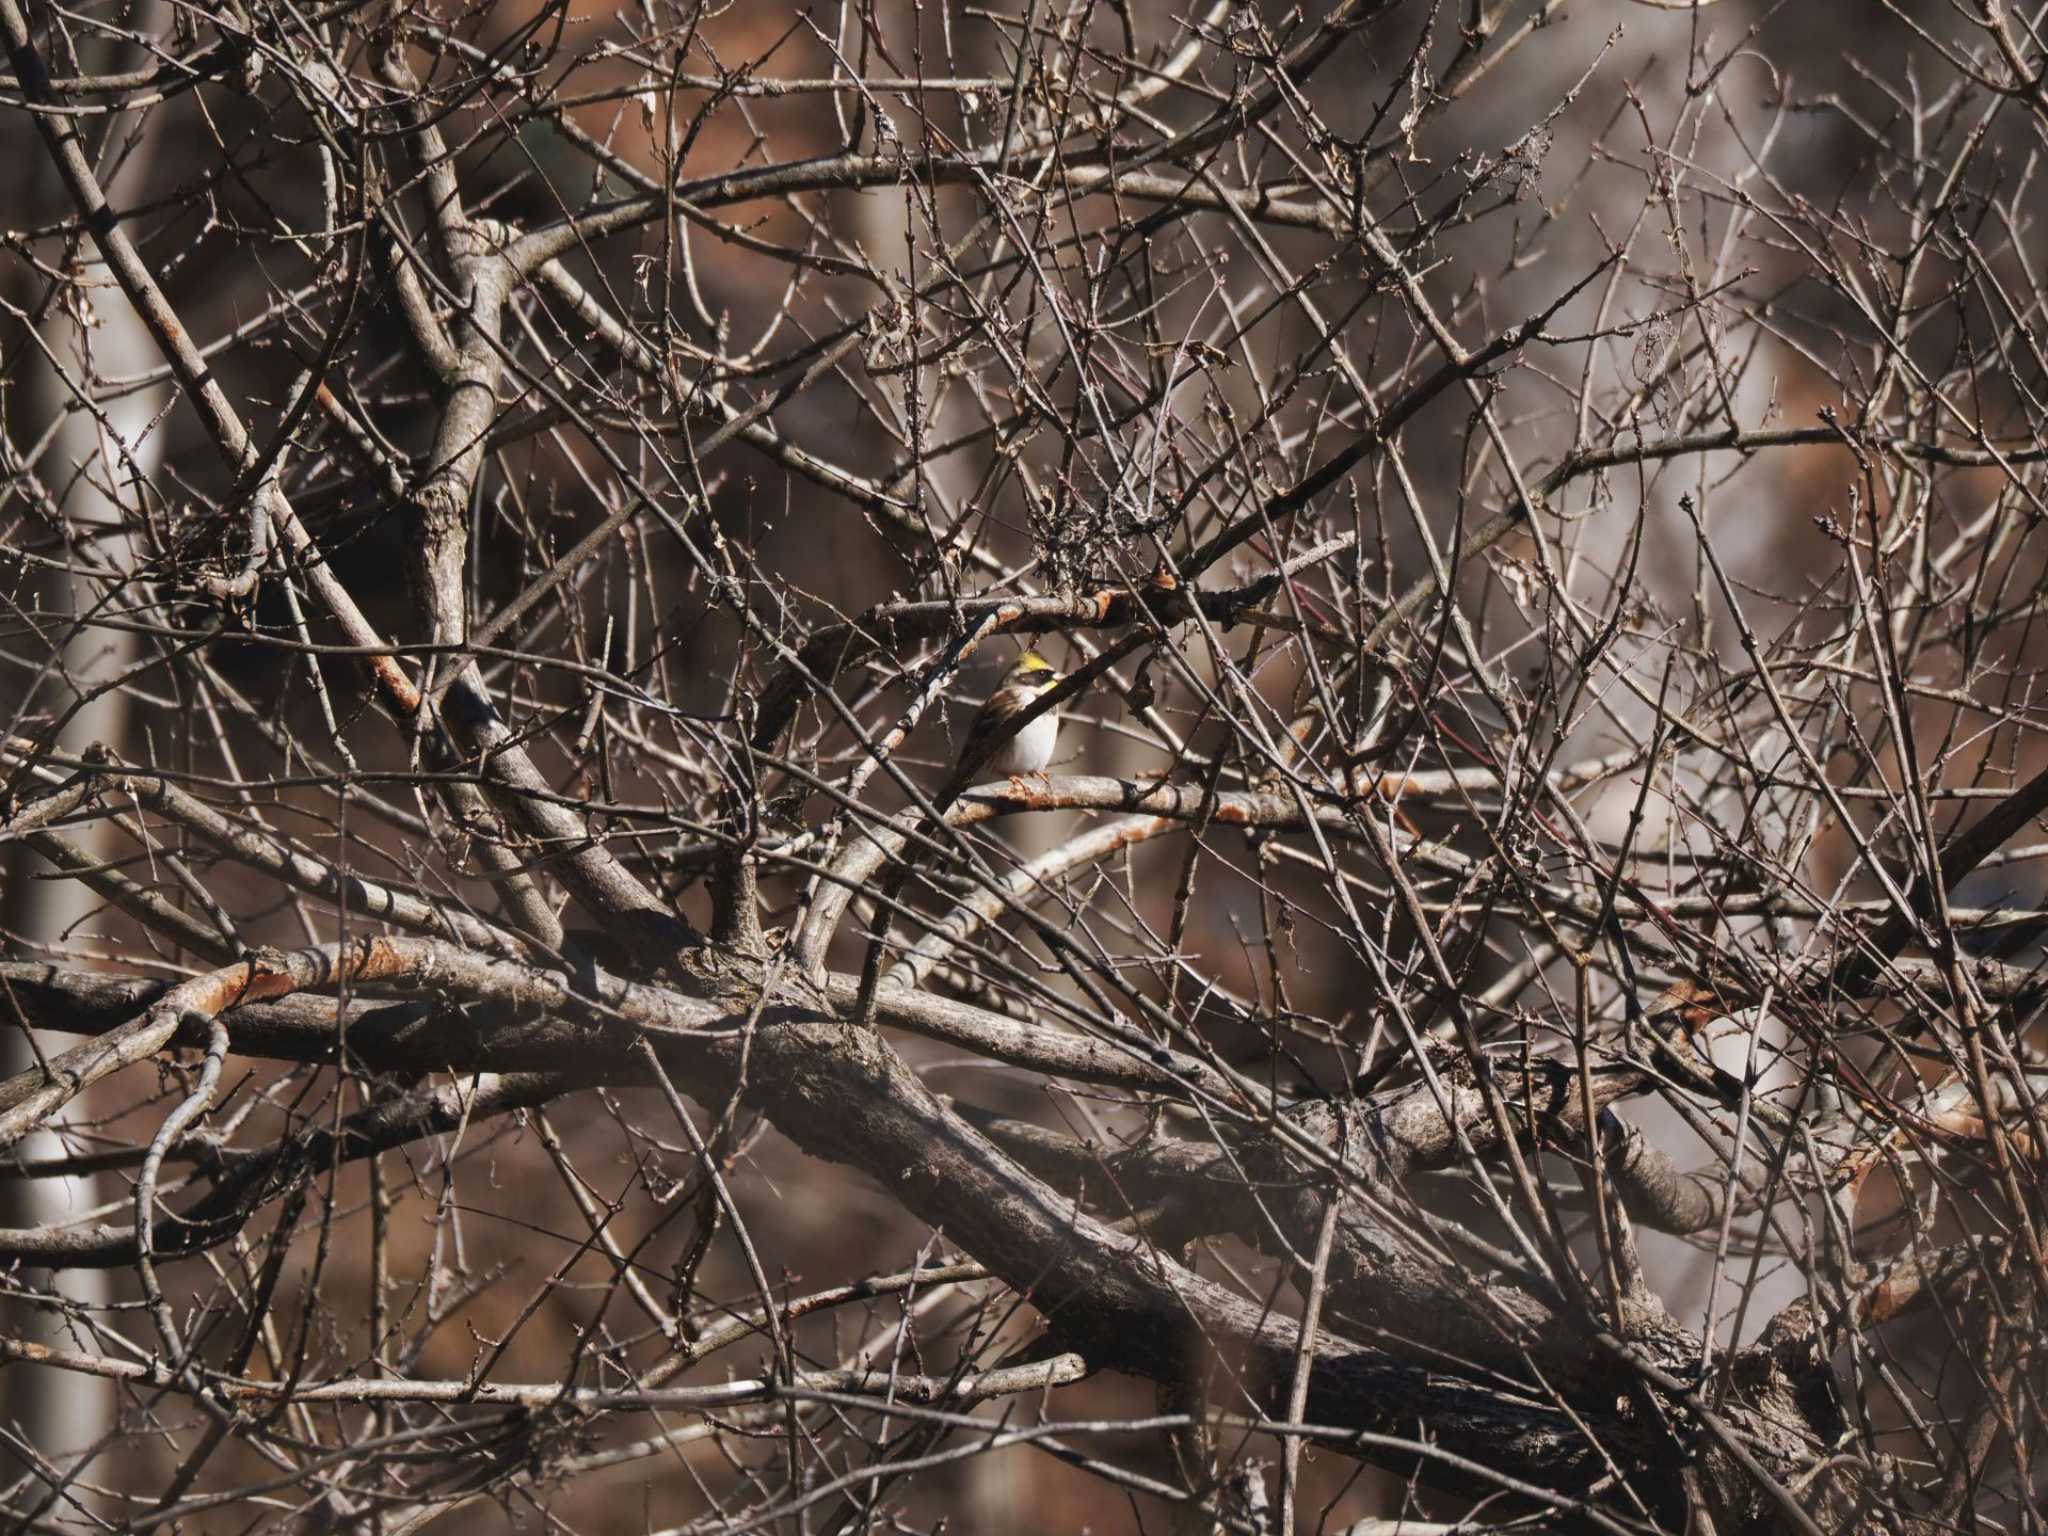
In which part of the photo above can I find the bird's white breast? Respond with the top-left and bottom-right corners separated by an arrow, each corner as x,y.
990,709 -> 1059,774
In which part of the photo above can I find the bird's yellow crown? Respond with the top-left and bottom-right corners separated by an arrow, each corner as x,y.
1011,652 -> 1058,683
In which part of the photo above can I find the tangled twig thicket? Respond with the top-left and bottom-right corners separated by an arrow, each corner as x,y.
1,0 -> 2046,1530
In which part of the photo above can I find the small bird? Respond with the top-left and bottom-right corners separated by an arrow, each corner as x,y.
956,650 -> 1062,785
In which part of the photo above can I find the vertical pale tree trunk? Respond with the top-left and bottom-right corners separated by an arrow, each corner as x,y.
0,139 -> 165,1494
